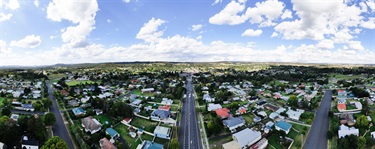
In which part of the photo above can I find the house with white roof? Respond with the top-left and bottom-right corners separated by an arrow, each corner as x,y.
203,94 -> 214,102
207,103 -> 222,111
286,108 -> 305,121
338,124 -> 359,138
222,128 -> 262,149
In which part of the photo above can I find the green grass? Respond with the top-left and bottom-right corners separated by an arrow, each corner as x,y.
66,80 -> 95,86
93,115 -> 114,127
329,74 -> 364,80
48,73 -> 67,80
0,97 -> 5,107
268,134 -> 283,149
130,117 -> 158,132
154,137 -> 170,147
114,124 -> 142,149
242,113 -> 255,124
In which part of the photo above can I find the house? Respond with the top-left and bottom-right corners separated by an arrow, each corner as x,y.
131,99 -> 142,106
286,108 -> 305,121
106,128 -> 120,143
250,138 -> 268,149
161,98 -> 173,105
337,90 -> 347,97
236,107 -> 247,115
72,107 -> 86,116
154,126 -> 171,139
94,109 -> 103,115
223,116 -> 246,132
99,138 -> 117,149
257,111 -> 267,117
350,101 -> 362,110
222,128 -> 262,149
264,104 -> 279,112
68,100 -> 79,107
207,103 -> 222,111
151,110 -> 170,121
275,121 -> 292,134
255,101 -> 267,109
22,136 -> 39,149
338,103 -> 346,111
371,131 -> 375,139
203,94 -> 214,102
10,114 -> 19,121
122,118 -> 132,124
158,105 -> 170,111
215,108 -> 231,119
141,88 -> 154,93
137,140 -> 164,149
338,124 -> 359,138
265,121 -> 275,129
253,116 -> 261,123
82,116 -> 102,134
15,104 -> 35,111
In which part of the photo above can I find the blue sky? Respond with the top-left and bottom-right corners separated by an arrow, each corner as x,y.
0,0 -> 374,66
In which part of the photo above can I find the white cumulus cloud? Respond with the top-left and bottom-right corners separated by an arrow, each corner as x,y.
0,13 -> 12,22
47,0 -> 99,48
209,0 -> 247,25
136,18 -> 166,42
241,29 -> 263,36
10,35 -> 42,48
191,24 -> 203,31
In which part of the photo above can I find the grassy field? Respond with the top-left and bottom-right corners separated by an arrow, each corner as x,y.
48,73 -> 67,80
66,80 -> 95,86
130,117 -> 158,132
93,115 -> 114,127
329,74 -> 364,80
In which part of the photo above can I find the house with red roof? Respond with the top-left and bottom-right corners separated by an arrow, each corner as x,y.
158,105 -> 170,111
122,118 -> 132,124
338,103 -> 346,111
216,108 -> 231,119
236,107 -> 247,115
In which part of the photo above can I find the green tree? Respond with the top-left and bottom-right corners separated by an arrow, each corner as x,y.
0,116 -> 21,148
41,136 -> 69,149
287,95 -> 298,108
42,98 -> 52,109
356,115 -> 370,129
28,115 -> 46,141
327,130 -> 334,139
33,102 -> 42,111
1,108 -> 11,116
109,101 -> 133,118
169,138 -> 180,149
358,136 -> 366,149
44,112 -> 56,126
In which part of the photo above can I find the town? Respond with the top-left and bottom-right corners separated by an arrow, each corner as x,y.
0,63 -> 374,149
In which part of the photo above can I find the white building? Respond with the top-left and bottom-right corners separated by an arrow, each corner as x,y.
338,124 -> 359,138
207,103 -> 222,111
222,128 -> 261,149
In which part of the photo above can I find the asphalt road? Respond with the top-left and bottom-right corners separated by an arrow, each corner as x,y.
303,90 -> 333,149
46,82 -> 75,149
179,74 -> 203,149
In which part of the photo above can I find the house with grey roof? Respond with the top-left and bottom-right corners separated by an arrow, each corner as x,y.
223,116 -> 245,132
154,126 -> 171,139
82,116 -> 102,134
151,110 -> 170,121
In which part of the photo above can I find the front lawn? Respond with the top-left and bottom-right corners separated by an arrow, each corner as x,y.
130,117 -> 158,132
267,134 -> 283,149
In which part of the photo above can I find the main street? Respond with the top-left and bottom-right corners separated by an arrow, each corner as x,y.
179,74 -> 203,149
303,90 -> 333,149
46,82 -> 75,149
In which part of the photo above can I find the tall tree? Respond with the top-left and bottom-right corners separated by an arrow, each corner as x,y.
288,95 -> 298,108
41,136 -> 69,149
28,115 -> 46,141
44,112 -> 56,126
356,115 -> 370,129
169,139 -> 180,149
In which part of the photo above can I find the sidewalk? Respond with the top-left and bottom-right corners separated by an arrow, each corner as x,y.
199,113 -> 210,149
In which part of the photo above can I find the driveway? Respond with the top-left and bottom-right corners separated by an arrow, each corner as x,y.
303,90 -> 332,149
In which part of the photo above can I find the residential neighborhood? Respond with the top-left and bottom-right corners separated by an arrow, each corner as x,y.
0,63 -> 374,149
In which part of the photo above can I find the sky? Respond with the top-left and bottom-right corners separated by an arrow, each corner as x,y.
0,0 -> 374,66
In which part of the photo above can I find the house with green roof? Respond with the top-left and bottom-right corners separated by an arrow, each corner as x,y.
275,121 -> 292,134
106,128 -> 120,143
